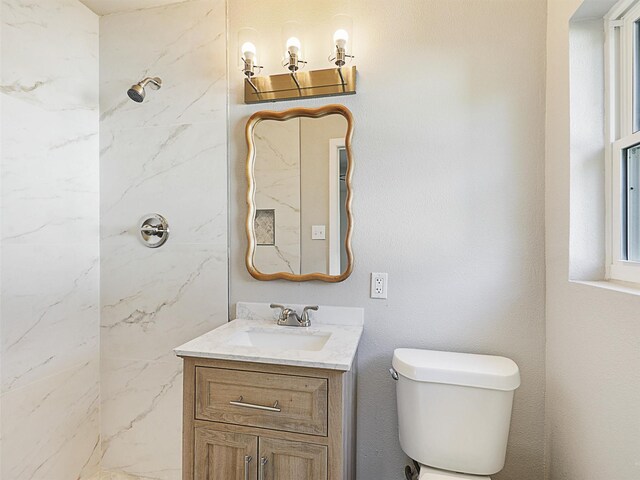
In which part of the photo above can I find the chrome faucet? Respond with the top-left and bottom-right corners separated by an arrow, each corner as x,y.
270,304 -> 318,327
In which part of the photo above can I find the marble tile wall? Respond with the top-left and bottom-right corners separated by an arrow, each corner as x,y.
99,1 -> 228,478
0,0 -> 100,479
253,119 -> 301,274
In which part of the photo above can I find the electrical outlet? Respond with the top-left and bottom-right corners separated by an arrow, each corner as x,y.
371,272 -> 388,299
311,225 -> 326,240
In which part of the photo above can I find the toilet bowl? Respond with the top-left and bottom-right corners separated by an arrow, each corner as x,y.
392,348 -> 520,479
417,465 -> 490,480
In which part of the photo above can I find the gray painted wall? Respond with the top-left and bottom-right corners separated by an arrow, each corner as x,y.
229,1 -> 547,479
546,1 -> 640,478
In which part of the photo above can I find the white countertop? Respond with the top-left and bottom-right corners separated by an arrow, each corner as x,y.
174,302 -> 364,371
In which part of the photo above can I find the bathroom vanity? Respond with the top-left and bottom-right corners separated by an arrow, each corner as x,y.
175,302 -> 363,480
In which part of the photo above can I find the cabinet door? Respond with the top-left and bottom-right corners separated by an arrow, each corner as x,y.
194,427 -> 258,480
258,437 -> 327,480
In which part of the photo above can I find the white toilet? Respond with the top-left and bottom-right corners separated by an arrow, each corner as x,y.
391,348 -> 521,480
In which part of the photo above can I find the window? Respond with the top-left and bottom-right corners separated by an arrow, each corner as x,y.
605,0 -> 640,283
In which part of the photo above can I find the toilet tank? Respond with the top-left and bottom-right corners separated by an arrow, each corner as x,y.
392,348 -> 520,476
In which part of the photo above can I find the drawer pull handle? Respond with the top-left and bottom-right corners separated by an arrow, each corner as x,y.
259,456 -> 268,480
230,396 -> 281,412
244,455 -> 252,480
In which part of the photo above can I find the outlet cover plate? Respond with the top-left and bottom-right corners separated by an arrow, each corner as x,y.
312,225 -> 326,240
371,272 -> 388,299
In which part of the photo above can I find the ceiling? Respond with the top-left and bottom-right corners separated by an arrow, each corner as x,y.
79,0 -> 192,16
571,0 -> 618,20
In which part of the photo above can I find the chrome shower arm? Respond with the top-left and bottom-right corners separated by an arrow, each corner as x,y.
139,77 -> 162,90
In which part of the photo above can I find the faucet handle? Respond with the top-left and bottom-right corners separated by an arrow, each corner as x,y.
301,305 -> 319,322
270,303 -> 286,319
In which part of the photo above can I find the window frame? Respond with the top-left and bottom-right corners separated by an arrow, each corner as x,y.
605,0 -> 640,283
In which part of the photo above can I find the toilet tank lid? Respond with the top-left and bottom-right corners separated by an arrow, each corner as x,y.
392,348 -> 521,391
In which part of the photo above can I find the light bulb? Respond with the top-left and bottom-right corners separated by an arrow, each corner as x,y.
286,36 -> 301,55
333,29 -> 349,48
241,42 -> 256,61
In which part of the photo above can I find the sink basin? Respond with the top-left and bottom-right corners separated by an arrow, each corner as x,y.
226,329 -> 331,352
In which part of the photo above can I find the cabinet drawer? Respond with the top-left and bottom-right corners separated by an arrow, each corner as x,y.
195,367 -> 328,436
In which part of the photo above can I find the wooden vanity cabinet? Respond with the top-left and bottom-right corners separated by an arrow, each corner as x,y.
194,429 -> 257,480
181,356 -> 356,480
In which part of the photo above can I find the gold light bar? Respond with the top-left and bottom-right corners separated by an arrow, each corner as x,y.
244,66 -> 357,104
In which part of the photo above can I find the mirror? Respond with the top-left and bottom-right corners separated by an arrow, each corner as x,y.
245,105 -> 354,282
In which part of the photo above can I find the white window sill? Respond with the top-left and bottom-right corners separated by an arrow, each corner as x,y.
571,279 -> 640,296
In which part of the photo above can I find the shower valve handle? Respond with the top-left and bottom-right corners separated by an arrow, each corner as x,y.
139,214 -> 170,248
140,225 -> 166,237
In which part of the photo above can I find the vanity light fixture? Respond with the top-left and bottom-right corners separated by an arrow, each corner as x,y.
241,42 -> 258,76
241,41 -> 263,94
330,28 -> 354,86
332,29 -> 349,66
284,36 -> 306,72
283,36 -> 307,90
329,15 -> 354,68
240,20 -> 357,104
239,28 -> 263,95
281,21 -> 306,74
281,22 -> 307,91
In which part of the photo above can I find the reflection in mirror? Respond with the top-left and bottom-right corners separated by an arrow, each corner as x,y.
246,105 -> 353,282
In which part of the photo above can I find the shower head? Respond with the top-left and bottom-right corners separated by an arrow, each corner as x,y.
127,84 -> 145,103
127,77 -> 162,103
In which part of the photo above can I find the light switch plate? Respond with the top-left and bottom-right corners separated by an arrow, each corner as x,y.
312,225 -> 326,240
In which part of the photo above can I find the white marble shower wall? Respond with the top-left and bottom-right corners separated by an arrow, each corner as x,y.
253,118 -> 301,274
98,1 -> 228,478
0,0 -> 100,479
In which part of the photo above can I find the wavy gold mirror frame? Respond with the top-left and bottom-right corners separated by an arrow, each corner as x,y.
245,104 -> 354,282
